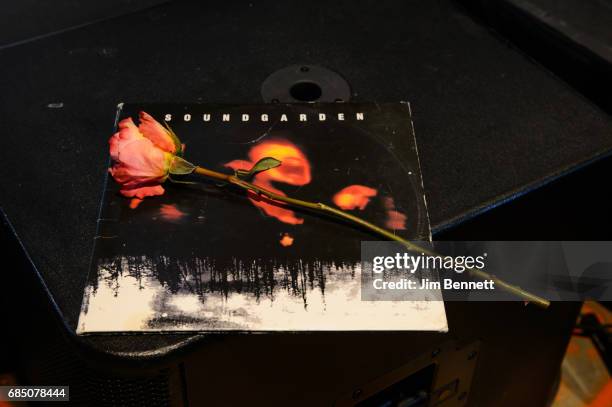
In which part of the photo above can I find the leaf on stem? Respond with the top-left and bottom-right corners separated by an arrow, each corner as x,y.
235,157 -> 281,180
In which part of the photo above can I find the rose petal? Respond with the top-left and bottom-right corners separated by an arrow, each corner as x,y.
120,138 -> 169,174
109,163 -> 167,187
138,111 -> 177,153
119,185 -> 165,198
108,135 -> 172,197
109,117 -> 143,161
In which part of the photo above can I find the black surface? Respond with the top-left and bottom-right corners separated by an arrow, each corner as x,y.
508,0 -> 612,64
459,0 -> 612,113
0,0 -> 167,49
437,151 -> 612,242
1,0 -> 611,354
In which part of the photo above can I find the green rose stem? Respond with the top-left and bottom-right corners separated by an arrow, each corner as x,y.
193,165 -> 550,309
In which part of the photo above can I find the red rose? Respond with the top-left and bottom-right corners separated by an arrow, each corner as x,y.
108,112 -> 193,198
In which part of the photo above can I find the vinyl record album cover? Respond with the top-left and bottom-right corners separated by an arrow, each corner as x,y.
77,102 -> 447,333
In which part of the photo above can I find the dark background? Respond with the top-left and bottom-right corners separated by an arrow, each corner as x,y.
1,0 -> 611,405
0,0 -> 167,49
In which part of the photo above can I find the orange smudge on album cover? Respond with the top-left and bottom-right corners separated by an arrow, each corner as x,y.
279,233 -> 294,247
159,204 -> 186,221
333,185 -> 378,210
383,197 -> 407,230
225,139 -> 311,225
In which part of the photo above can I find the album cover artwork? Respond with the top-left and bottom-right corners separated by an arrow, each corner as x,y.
77,102 -> 447,333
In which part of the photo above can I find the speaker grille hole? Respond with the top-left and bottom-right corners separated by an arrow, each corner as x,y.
290,81 -> 322,102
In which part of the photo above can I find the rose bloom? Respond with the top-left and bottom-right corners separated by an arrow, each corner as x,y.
109,112 -> 180,198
